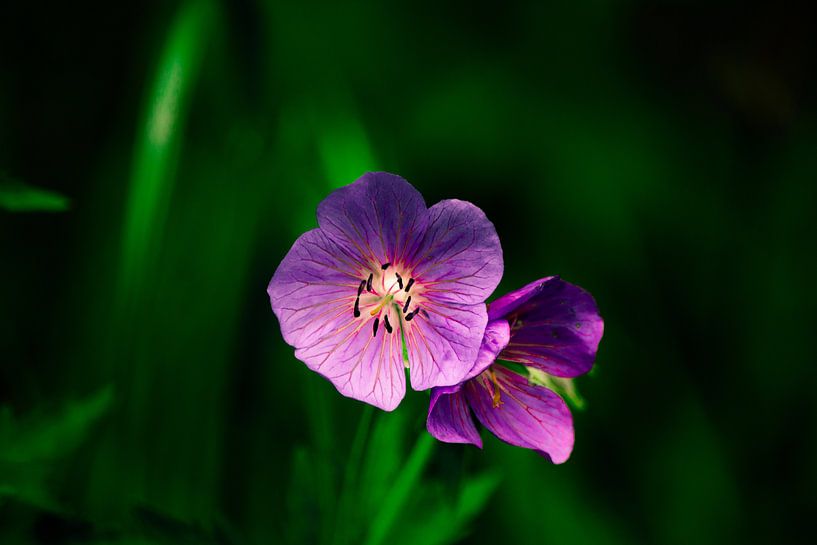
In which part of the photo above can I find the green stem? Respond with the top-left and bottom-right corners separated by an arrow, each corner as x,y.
393,303 -> 409,365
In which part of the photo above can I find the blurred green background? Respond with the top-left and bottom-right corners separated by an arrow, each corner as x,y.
2,1 -> 816,544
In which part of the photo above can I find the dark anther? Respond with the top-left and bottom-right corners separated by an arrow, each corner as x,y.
383,314 -> 393,333
402,296 -> 412,314
395,273 -> 403,289
405,307 -> 421,321
381,262 -> 391,270
404,278 -> 415,292
354,297 -> 361,318
366,273 -> 373,293
357,280 -> 366,296
372,317 -> 379,337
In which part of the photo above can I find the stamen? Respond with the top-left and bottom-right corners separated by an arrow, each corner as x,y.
354,297 -> 361,318
489,368 -> 503,408
357,280 -> 366,296
366,273 -> 373,293
372,317 -> 379,337
402,296 -> 412,314
383,314 -> 393,333
381,262 -> 391,270
395,273 -> 403,289
405,307 -> 420,321
404,278 -> 415,292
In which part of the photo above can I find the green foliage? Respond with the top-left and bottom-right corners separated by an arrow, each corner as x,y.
0,387 -> 113,509
119,0 -> 214,300
0,174 -> 69,212
282,409 -> 500,545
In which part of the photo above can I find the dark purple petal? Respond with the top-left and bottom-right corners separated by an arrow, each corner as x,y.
462,319 -> 510,382
466,366 -> 574,463
268,229 -> 405,410
408,199 -> 503,306
487,276 -> 556,321
426,384 -> 482,447
316,172 -> 429,270
497,277 -> 604,378
404,301 -> 488,391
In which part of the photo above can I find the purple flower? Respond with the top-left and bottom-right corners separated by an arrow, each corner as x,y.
426,276 -> 603,463
267,172 -> 503,411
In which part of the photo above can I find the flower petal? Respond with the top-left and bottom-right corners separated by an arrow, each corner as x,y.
268,229 -> 363,347
409,199 -> 503,305
404,301 -> 488,391
487,276 -> 556,321
462,319 -> 510,382
268,228 -> 406,410
316,172 -> 429,269
426,384 -> 482,447
498,277 -> 604,378
466,366 -> 574,463
295,313 -> 406,411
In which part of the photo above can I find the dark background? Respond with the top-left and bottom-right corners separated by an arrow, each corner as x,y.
2,1 -> 816,544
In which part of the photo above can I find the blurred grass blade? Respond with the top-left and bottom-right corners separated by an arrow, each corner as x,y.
119,0 -> 213,299
331,406 -> 374,545
317,114 -> 377,184
358,411 -> 407,517
455,471 -> 501,521
0,387 -> 113,510
0,386 -> 113,463
386,471 -> 501,545
0,174 -> 69,212
364,432 -> 435,545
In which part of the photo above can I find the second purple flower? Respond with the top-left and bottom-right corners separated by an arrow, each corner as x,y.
426,276 -> 604,462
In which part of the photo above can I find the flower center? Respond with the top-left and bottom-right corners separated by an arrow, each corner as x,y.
352,262 -> 423,337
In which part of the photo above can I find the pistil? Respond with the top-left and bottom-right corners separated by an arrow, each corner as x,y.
370,294 -> 393,316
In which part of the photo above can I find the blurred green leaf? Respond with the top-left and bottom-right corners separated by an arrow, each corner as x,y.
0,387 -> 113,511
0,174 -> 69,212
119,0 -> 214,300
364,432 -> 435,545
284,446 -> 320,545
317,114 -> 378,184
643,401 -> 739,545
133,505 -> 236,545
0,386 -> 113,464
332,406 -> 374,545
382,470 -> 501,545
527,369 -> 586,410
454,471 -> 502,522
357,410 -> 408,518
